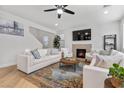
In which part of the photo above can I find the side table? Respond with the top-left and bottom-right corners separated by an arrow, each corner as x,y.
104,78 -> 115,88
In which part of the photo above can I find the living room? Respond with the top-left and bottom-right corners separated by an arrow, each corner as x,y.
1,3 -> 124,89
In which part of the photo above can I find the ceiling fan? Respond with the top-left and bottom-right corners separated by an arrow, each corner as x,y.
103,5 -> 111,8
43,5 -> 75,19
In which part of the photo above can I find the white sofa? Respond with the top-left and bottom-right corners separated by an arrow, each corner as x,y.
85,49 -> 111,62
83,50 -> 124,88
17,49 -> 61,74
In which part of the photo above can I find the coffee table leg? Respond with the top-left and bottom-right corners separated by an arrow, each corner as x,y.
74,64 -> 76,72
59,62 -> 61,68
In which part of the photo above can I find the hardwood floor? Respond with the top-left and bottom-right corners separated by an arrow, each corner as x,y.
0,65 -> 38,88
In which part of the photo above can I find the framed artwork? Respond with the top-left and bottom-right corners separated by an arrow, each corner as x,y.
0,19 -> 24,36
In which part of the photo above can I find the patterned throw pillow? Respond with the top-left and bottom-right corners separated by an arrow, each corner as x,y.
31,49 -> 41,59
99,50 -> 111,55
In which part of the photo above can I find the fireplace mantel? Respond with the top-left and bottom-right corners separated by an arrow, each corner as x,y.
72,41 -> 92,45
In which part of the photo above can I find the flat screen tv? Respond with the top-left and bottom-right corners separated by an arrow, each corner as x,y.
73,29 -> 91,41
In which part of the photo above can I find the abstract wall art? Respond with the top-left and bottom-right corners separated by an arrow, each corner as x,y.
0,19 -> 24,36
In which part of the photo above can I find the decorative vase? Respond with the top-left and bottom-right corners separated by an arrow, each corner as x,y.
111,77 -> 122,88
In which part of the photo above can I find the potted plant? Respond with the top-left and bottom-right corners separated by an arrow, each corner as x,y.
108,63 -> 124,87
53,35 -> 61,49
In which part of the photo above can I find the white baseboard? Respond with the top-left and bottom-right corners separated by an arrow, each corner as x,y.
0,63 -> 16,68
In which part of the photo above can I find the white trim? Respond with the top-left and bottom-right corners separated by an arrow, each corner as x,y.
72,41 -> 92,44
0,63 -> 16,68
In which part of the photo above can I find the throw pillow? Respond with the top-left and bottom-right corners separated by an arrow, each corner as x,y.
24,49 -> 31,55
111,49 -> 118,56
51,48 -> 59,55
93,54 -> 104,66
95,53 -> 123,69
99,50 -> 111,55
90,54 -> 101,66
30,49 -> 41,59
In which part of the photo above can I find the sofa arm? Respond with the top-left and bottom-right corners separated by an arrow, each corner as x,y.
83,65 -> 109,88
17,55 -> 31,74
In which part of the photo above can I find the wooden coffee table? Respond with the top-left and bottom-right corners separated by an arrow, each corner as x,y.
59,57 -> 80,71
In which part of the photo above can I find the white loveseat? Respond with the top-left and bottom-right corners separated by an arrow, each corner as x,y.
17,48 -> 61,74
83,50 -> 124,88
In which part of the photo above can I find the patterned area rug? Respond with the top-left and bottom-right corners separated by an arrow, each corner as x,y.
26,62 -> 83,88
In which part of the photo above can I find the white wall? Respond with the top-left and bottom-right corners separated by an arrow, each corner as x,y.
59,21 -> 120,51
117,17 -> 124,53
30,27 -> 55,48
0,10 -> 56,68
95,21 -> 120,50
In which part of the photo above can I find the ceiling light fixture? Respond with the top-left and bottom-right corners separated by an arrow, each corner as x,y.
44,5 -> 75,19
57,9 -> 63,14
104,10 -> 109,14
55,23 -> 58,26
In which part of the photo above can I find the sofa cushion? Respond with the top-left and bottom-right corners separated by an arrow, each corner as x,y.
38,49 -> 48,57
31,54 -> 60,65
49,54 -> 60,59
32,56 -> 49,65
47,48 -> 51,55
30,49 -> 41,59
24,49 -> 31,55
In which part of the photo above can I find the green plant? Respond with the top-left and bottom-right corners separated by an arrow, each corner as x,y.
53,35 -> 61,49
108,63 -> 124,80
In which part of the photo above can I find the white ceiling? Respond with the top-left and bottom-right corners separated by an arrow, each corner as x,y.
0,5 -> 124,31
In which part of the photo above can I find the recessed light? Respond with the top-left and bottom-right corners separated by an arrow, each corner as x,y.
104,10 -> 109,14
55,23 -> 58,26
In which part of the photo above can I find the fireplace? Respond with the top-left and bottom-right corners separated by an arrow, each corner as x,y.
76,49 -> 86,58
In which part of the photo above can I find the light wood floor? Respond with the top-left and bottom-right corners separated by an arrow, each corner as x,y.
0,65 -> 39,88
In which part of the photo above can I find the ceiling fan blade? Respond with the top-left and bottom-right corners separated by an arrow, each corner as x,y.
63,5 -> 68,7
44,8 -> 57,12
58,14 -> 61,19
103,5 -> 111,8
55,5 -> 59,7
64,9 -> 75,14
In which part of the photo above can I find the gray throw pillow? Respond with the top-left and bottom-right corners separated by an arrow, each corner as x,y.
31,49 -> 41,59
99,50 -> 111,55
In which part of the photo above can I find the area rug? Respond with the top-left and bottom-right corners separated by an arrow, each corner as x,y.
26,62 -> 83,88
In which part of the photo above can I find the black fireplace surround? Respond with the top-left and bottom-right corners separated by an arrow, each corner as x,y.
76,49 -> 86,58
